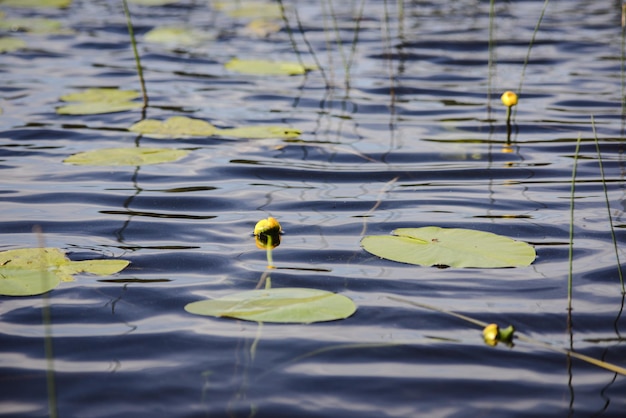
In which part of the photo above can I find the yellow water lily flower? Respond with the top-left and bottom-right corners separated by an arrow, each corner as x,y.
501,91 -> 518,107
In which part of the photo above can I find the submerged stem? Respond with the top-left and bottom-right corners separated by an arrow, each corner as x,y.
591,116 -> 625,294
568,136 -> 582,312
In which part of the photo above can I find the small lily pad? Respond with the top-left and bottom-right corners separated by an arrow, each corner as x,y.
0,247 -> 129,296
129,116 -> 216,138
0,37 -> 26,53
361,226 -> 536,268
225,58 -> 317,76
214,1 -> 283,19
0,18 -> 73,34
57,88 -> 142,115
144,26 -> 212,46
215,126 -> 301,139
128,0 -> 179,5
185,288 -> 357,323
64,147 -> 190,166
0,0 -> 72,7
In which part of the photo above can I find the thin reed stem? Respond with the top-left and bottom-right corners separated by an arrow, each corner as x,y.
122,0 -> 148,110
591,116 -> 625,294
568,136 -> 582,312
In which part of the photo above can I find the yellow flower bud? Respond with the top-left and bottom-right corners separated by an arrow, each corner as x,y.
254,216 -> 282,236
501,91 -> 518,107
483,323 -> 499,345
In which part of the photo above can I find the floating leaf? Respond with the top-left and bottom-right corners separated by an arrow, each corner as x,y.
361,226 -> 536,268
144,26 -> 212,46
129,116 -> 216,138
0,0 -> 72,7
57,88 -> 142,115
64,147 -> 190,166
128,0 -> 179,5
0,18 -> 73,34
244,19 -> 281,37
225,58 -> 317,76
215,125 -> 301,139
0,247 -> 129,296
214,1 -> 283,19
185,288 -> 357,323
0,36 -> 26,53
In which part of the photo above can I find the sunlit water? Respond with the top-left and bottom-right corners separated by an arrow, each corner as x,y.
1,0 -> 625,417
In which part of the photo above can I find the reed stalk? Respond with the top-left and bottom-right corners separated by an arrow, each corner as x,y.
122,0 -> 148,110
567,136 -> 582,312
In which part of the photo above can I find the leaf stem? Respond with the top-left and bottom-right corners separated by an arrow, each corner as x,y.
122,0 -> 148,110
568,135 -> 582,312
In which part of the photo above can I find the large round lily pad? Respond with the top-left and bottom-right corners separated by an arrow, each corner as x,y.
361,226 -> 536,268
63,147 -> 189,166
185,288 -> 357,323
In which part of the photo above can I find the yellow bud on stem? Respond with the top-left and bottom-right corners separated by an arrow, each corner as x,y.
500,91 -> 518,107
254,216 -> 281,236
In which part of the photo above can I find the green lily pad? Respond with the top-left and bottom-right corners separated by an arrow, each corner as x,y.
64,147 -> 190,166
225,58 -> 317,76
0,0 -> 72,7
214,1 -> 283,19
0,37 -> 26,53
144,26 -> 212,46
361,226 -> 536,268
129,116 -> 216,138
57,88 -> 142,115
215,126 -> 301,139
185,288 -> 357,323
128,0 -> 179,5
0,18 -> 73,34
0,247 -> 129,296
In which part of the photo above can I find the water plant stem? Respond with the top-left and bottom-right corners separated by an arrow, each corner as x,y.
567,136 -> 582,312
591,116 -> 625,294
122,0 -> 148,109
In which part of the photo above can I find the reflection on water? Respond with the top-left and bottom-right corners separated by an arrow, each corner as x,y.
1,0 -> 625,417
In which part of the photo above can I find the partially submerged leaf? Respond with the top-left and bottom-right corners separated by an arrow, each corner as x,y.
361,226 -> 536,268
57,88 -> 142,115
0,18 -> 73,34
64,147 -> 190,166
129,116 -> 216,138
0,37 -> 26,53
144,26 -> 212,46
0,247 -> 129,296
225,58 -> 317,76
0,0 -> 72,8
215,125 -> 301,139
214,1 -> 283,19
185,288 -> 357,323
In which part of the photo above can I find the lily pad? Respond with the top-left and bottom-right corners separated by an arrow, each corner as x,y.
144,26 -> 212,46
128,0 -> 179,5
57,88 -> 142,115
214,1 -> 283,19
185,288 -> 357,323
129,116 -> 216,138
225,58 -> 317,76
64,147 -> 190,166
361,226 -> 536,268
215,126 -> 301,139
0,37 -> 26,53
0,247 -> 129,296
0,0 -> 72,7
0,18 -> 73,34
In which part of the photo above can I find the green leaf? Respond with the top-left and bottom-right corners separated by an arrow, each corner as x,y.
0,247 -> 129,296
0,18 -> 73,34
129,116 -> 216,138
225,58 -> 317,76
0,37 -> 26,53
185,288 -> 357,323
0,0 -> 72,8
361,226 -> 536,268
57,88 -> 142,115
215,126 -> 301,139
214,1 -> 283,19
144,26 -> 212,46
63,147 -> 190,166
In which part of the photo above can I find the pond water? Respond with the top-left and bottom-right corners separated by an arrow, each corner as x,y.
1,0 -> 626,417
